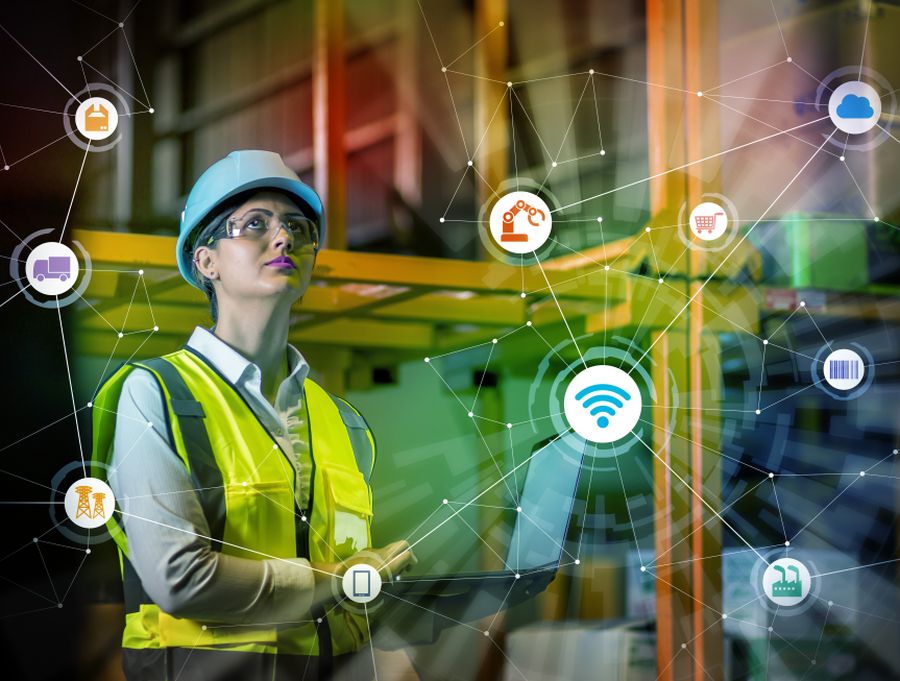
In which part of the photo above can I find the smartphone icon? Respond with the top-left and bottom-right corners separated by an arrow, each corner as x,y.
352,569 -> 371,597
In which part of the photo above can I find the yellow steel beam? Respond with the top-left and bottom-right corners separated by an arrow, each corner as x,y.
72,229 -> 631,300
77,314 -> 434,353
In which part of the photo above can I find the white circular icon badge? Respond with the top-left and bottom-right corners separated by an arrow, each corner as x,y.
564,365 -> 642,443
488,191 -> 552,254
689,202 -> 729,241
64,477 -> 116,529
822,348 -> 865,390
828,81 -> 881,135
25,242 -> 79,295
75,96 -> 119,141
762,558 -> 811,607
341,564 -> 382,604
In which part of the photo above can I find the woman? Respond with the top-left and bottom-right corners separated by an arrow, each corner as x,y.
91,150 -> 416,681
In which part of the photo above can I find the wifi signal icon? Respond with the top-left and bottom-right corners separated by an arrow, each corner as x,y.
574,384 -> 631,428
564,365 -> 643,444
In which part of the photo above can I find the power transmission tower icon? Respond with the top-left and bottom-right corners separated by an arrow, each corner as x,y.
65,477 -> 116,529
74,485 -> 94,520
92,492 -> 106,519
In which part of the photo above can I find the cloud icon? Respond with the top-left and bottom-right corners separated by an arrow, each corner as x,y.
836,94 -> 875,119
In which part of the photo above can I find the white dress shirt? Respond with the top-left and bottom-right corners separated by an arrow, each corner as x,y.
108,326 -> 318,624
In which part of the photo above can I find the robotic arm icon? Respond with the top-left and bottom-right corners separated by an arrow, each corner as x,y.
501,199 -> 546,242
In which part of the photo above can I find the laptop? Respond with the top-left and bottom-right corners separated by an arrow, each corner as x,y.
381,434 -> 585,601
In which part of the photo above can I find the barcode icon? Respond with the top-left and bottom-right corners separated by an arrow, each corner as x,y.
829,360 -> 859,380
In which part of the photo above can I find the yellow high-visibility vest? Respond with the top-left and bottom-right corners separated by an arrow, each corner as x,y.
90,347 -> 375,659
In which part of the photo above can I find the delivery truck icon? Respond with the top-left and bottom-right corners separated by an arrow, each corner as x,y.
33,255 -> 72,282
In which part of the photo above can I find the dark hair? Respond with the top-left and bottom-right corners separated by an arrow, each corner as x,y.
186,189 -> 317,324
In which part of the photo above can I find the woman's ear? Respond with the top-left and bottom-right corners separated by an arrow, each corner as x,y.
194,246 -> 218,280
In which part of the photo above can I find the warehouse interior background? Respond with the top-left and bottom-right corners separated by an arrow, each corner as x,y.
0,0 -> 898,679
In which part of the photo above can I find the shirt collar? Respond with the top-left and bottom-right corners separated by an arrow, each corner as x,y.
186,326 -> 310,389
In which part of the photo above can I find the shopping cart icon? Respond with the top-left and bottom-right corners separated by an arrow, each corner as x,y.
693,212 -> 724,235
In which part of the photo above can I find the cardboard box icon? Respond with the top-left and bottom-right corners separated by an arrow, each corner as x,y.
85,102 -> 109,132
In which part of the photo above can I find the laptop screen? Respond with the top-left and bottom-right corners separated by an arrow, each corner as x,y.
505,436 -> 584,571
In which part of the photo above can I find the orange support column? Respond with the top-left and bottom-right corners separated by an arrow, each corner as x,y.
647,0 -> 725,679
313,0 -> 347,250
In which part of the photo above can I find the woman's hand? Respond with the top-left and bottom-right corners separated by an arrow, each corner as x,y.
308,541 -> 417,607
346,540 -> 418,578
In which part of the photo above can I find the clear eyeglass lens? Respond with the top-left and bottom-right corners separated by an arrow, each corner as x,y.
228,210 -> 318,248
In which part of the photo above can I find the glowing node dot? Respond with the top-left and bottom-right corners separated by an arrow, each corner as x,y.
763,339 -> 769,345
32,538 -> 38,543
769,472 -> 774,478
520,292 -> 527,299
722,614 -> 728,620
439,217 -> 445,223
645,226 -> 651,232
498,21 -> 504,26
153,325 -> 159,331
640,565 -> 646,572
77,56 -> 83,62
506,423 -> 512,429
242,481 -> 248,487
86,548 -> 91,554
317,617 -> 323,623
799,300 -> 806,307
516,506 -> 522,512
3,165 -> 8,171
149,108 -> 155,114
441,67 -> 447,73
87,401 -> 93,408
492,338 -> 498,344
574,559 -> 580,565
600,149 -> 606,155
681,643 -> 687,649
893,449 -> 898,455
301,516 -> 307,522
514,573 -> 520,579
483,631 -> 490,637
697,91 -> 703,97
551,161 -> 558,168
526,320 -> 532,326
424,357 -> 430,363
874,216 -> 880,222
784,540 -> 790,546
787,57 -> 793,62
506,81 -> 512,87
146,421 -> 153,428
604,265 -> 610,271
138,269 -> 144,275
859,470 -> 865,476
202,625 -> 208,631
118,22 -> 124,28
756,409 -> 761,415
828,601 -> 833,607
118,332 -> 124,338
657,278 -> 663,284
768,626 -> 773,632
589,69 -> 595,75
467,160 -> 473,166
442,498 -> 449,505
467,411 -> 474,418
839,156 -> 846,162
597,216 -> 603,223
58,603 -> 63,608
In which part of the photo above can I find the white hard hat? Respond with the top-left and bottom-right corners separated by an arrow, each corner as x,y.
177,150 -> 325,289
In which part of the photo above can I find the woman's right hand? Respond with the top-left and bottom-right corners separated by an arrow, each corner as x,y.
346,540 -> 417,577
309,541 -> 417,606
